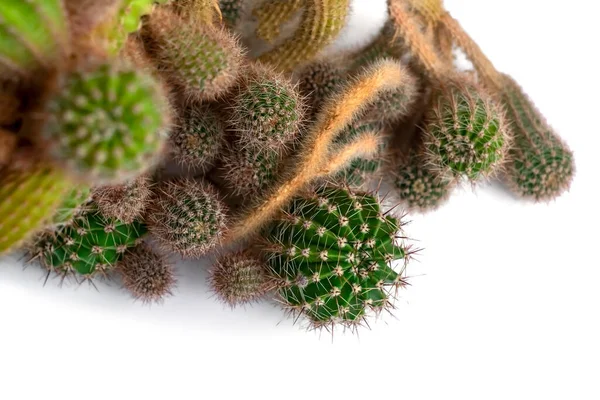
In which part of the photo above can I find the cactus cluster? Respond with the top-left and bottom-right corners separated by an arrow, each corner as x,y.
0,1 -> 575,335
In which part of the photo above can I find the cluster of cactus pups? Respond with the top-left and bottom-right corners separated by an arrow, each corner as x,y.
0,0 -> 574,333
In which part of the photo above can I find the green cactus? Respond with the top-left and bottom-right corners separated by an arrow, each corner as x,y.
0,165 -> 72,255
221,145 -> 281,196
297,61 -> 345,119
219,0 -> 245,28
423,77 -> 507,181
230,64 -> 303,152
40,62 -> 169,183
143,7 -> 243,101
264,185 -> 409,329
32,206 -> 147,277
147,179 -> 227,258
0,0 -> 69,72
500,74 -> 574,201
117,243 -> 175,302
170,103 -> 225,170
209,250 -> 273,307
52,186 -> 91,225
393,147 -> 455,212
92,175 -> 152,223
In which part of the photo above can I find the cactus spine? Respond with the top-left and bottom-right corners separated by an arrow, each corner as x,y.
297,61 -> 344,119
254,0 -> 304,43
93,175 -> 152,223
264,185 -> 408,328
52,186 -> 91,225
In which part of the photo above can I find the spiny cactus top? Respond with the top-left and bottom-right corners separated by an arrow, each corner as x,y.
264,186 -> 408,328
423,77 -> 507,181
221,144 -> 281,196
41,63 -> 170,183
92,175 -> 152,223
32,206 -> 147,277
297,61 -> 344,119
501,74 -> 574,201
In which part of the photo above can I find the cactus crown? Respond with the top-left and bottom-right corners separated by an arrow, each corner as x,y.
93,175 -> 152,223
42,63 -> 169,183
297,61 -> 345,119
221,145 -> 281,197
264,185 -> 408,329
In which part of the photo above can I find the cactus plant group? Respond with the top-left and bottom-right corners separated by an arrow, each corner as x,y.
0,0 -> 575,335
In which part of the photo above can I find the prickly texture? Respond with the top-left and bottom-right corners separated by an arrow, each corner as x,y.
209,251 -> 273,307
39,63 -> 169,183
31,206 -> 146,277
254,0 -> 304,43
0,165 -> 72,255
230,64 -> 303,152
264,185 -> 408,329
219,0 -> 245,27
349,22 -> 405,72
0,0 -> 69,73
408,0 -> 445,24
423,78 -> 507,181
143,8 -> 243,101
258,0 -> 350,71
393,147 -> 455,211
297,61 -> 344,119
170,103 -> 225,170
0,128 -> 17,166
148,179 -> 227,258
93,175 -> 152,223
501,74 -> 574,201
221,146 -> 281,196
52,186 -> 91,225
117,243 -> 176,303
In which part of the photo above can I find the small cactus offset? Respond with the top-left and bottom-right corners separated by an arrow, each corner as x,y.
500,74 -> 574,201
221,145 -> 281,197
170,103 -> 225,170
0,165 -> 73,255
263,185 -> 409,329
147,179 -> 227,258
230,63 -> 303,153
31,206 -> 147,278
143,8 -> 243,101
0,0 -> 69,73
117,243 -> 176,303
209,250 -> 274,307
92,175 -> 152,223
38,62 -> 170,183
423,77 -> 508,181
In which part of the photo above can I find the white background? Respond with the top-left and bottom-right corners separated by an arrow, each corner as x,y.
1,1 -> 599,399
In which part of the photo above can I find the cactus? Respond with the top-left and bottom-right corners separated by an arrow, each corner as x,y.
219,0 -> 245,27
263,185 -> 409,329
30,206 -> 146,277
297,61 -> 344,119
143,8 -> 243,101
230,63 -> 303,152
407,0 -> 445,24
501,74 -> 574,201
170,103 -> 225,170
423,77 -> 507,181
39,62 -> 170,183
221,146 -> 281,197
93,175 -> 152,223
52,186 -> 91,225
258,0 -> 350,71
209,250 -> 273,307
0,0 -> 69,73
349,22 -> 405,71
147,179 -> 227,258
0,164 -> 72,255
254,0 -> 304,43
393,147 -> 455,211
117,243 -> 175,303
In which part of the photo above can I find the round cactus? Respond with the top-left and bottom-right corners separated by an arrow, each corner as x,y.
219,0 -> 245,27
264,185 -> 409,329
230,64 -> 303,152
393,148 -> 455,212
52,186 -> 91,225
143,8 -> 243,101
147,179 -> 227,258
209,251 -> 273,307
423,77 -> 508,181
31,206 -> 147,277
0,0 -> 69,72
297,61 -> 345,119
92,175 -> 152,223
501,74 -> 574,201
117,243 -> 176,303
362,67 -> 419,123
39,62 -> 170,183
170,103 -> 225,170
221,146 -> 281,196
0,164 -> 72,255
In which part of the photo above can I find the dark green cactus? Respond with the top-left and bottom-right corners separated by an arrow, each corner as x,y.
423,77 -> 508,181
41,63 -> 170,183
52,186 -> 91,225
219,0 -> 245,27
500,74 -> 574,201
264,185 -> 409,329
32,206 -> 147,277
147,179 -> 227,258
